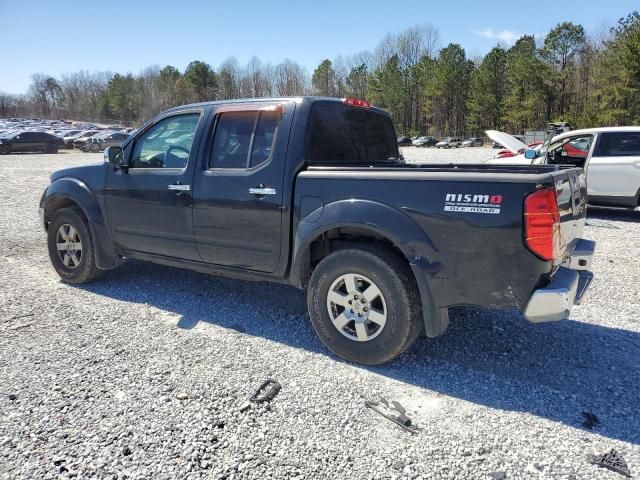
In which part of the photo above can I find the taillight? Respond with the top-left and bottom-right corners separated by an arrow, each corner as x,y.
524,187 -> 560,261
343,98 -> 370,108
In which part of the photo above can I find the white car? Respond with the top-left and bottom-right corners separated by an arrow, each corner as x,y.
487,127 -> 640,209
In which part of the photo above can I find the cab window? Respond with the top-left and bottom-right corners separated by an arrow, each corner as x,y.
305,104 -> 399,164
130,113 -> 200,169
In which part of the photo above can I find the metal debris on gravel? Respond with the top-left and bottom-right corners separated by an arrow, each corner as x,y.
588,449 -> 632,478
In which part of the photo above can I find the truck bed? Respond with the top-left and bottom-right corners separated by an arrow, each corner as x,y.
295,162 -> 587,311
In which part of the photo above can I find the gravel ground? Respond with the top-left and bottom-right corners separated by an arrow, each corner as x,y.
1,151 -> 639,480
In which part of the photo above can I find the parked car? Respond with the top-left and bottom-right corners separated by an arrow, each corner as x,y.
40,96 -> 595,365
73,131 -> 111,152
0,131 -> 64,154
412,136 -> 438,147
56,129 -> 82,138
63,130 -> 98,149
397,135 -> 413,147
461,137 -> 484,147
435,137 -> 461,148
80,132 -> 130,152
487,127 -> 640,209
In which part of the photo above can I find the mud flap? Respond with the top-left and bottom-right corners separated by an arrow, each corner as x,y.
410,262 -> 449,338
425,306 -> 449,338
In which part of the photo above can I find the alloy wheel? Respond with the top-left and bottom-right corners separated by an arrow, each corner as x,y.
326,273 -> 387,342
56,223 -> 83,269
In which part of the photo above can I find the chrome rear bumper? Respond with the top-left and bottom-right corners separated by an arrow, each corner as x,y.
524,239 -> 595,323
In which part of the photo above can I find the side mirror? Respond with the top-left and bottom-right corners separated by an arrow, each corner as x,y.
104,146 -> 126,169
524,149 -> 538,160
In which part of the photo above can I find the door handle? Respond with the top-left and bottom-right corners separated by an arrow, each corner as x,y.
249,186 -> 277,196
168,184 -> 190,191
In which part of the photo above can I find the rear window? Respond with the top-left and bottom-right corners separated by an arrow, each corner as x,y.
597,132 -> 640,157
305,104 -> 399,164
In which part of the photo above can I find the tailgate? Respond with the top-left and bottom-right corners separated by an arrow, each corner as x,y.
551,166 -> 588,264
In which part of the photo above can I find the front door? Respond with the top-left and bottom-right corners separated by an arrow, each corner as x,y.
105,111 -> 204,260
192,103 -> 292,273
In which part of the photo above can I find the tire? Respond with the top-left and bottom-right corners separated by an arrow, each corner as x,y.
307,245 -> 422,365
47,207 -> 104,284
0,145 -> 10,154
89,143 -> 100,153
46,144 -> 58,153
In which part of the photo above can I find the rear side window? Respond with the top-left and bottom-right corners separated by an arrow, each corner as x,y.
597,132 -> 640,157
305,104 -> 399,164
209,110 -> 280,169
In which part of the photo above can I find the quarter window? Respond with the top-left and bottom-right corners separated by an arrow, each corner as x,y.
250,111 -> 279,168
597,132 -> 640,157
209,110 -> 280,169
130,113 -> 200,169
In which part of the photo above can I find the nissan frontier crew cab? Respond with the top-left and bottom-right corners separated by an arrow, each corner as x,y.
40,97 -> 595,365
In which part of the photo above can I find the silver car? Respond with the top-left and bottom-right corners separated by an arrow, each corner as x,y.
435,137 -> 462,148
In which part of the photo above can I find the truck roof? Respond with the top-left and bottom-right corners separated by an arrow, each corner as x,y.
164,96 -> 391,117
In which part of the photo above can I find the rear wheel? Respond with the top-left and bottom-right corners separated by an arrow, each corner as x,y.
307,246 -> 422,365
0,145 -> 10,154
47,208 -> 103,284
46,144 -> 59,153
89,143 -> 100,153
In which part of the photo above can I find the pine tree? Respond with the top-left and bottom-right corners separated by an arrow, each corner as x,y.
312,59 -> 337,96
466,47 -> 507,134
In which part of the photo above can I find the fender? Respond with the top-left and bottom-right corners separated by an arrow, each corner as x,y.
291,198 -> 449,337
42,178 -> 120,270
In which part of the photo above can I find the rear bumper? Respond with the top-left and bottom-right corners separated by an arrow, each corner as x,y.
524,239 -> 595,323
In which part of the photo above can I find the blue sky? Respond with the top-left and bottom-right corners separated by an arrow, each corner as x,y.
1,0 -> 638,94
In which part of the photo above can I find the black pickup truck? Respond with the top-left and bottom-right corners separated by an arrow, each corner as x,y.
40,97 -> 595,365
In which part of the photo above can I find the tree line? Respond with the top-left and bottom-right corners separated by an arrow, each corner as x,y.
1,11 -> 638,135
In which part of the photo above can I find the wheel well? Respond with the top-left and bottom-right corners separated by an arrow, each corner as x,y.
44,198 -> 85,230
298,227 -> 408,288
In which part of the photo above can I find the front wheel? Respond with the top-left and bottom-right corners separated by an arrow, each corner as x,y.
307,246 -> 422,365
0,145 -> 10,154
89,143 -> 100,152
47,207 -> 103,284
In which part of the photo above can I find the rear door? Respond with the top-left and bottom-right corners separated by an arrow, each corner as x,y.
192,103 -> 293,272
588,131 -> 640,200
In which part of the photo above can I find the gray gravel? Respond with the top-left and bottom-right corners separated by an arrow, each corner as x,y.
1,151 -> 639,479
400,145 -> 498,164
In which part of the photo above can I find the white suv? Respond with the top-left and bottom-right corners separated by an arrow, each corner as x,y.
488,127 -> 640,209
